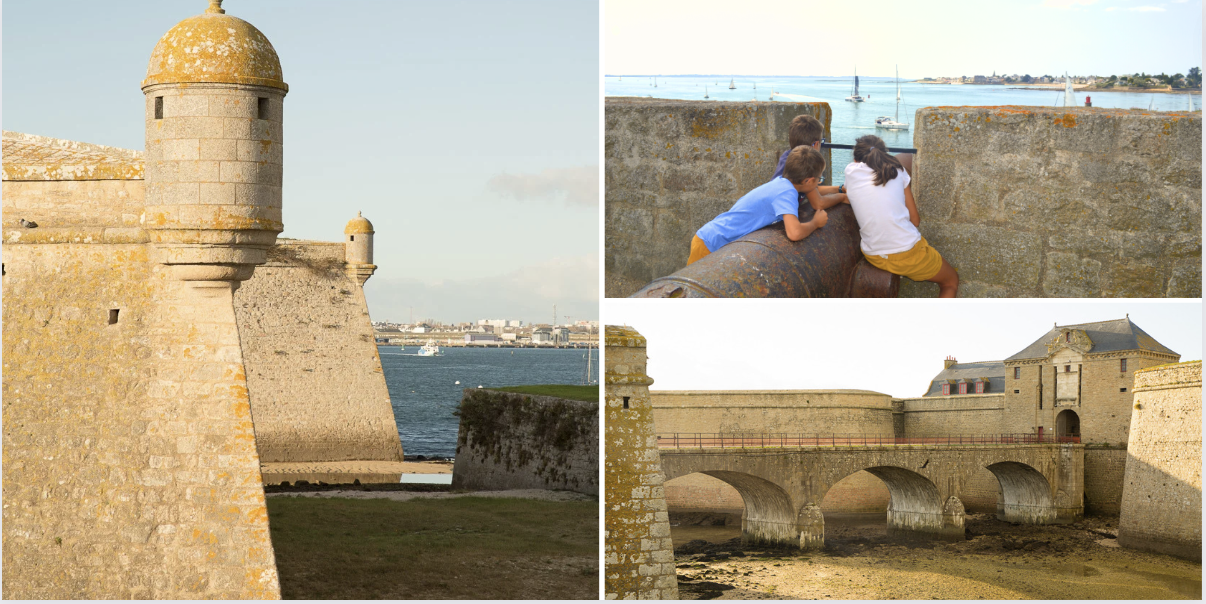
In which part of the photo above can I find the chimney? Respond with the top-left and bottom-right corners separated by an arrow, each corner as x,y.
944,355 -> 958,370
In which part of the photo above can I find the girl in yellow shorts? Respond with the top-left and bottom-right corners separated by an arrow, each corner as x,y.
844,135 -> 959,297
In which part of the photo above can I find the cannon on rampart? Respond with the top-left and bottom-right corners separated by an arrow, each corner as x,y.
629,203 -> 899,298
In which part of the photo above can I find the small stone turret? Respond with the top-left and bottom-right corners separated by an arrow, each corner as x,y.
344,211 -> 376,286
142,0 -> 288,291
604,325 -> 678,600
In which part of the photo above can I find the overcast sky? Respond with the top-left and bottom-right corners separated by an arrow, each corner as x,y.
605,0 -> 1203,79
3,0 -> 599,325
605,301 -> 1202,398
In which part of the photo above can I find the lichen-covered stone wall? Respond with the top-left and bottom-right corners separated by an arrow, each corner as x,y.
652,389 -> 894,435
234,241 -> 404,481
1118,361 -> 1202,560
451,389 -> 598,495
2,241 -> 280,599
910,106 -> 1200,298
605,99 -> 832,297
605,326 -> 678,600
1084,447 -> 1128,515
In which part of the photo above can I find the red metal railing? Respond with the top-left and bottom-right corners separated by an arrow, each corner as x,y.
656,433 -> 1081,449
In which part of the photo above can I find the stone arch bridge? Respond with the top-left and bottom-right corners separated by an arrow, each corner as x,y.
660,440 -> 1084,549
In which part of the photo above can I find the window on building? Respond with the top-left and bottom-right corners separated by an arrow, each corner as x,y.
958,382 -> 968,395
154,97 -> 163,119
1120,358 -> 1127,372
257,97 -> 270,120
1014,367 -> 1020,379
941,383 -> 950,396
1065,332 -> 1070,342
622,396 -> 630,409
108,309 -> 119,325
1120,388 -> 1127,393
975,381 -> 985,394
1014,389 -> 1020,394
1065,365 -> 1071,372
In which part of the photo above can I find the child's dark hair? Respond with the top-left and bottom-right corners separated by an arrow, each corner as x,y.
788,115 -> 824,149
852,134 -> 903,186
783,146 -> 825,184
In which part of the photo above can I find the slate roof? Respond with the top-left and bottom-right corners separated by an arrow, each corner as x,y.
1006,318 -> 1177,361
923,361 -> 1006,397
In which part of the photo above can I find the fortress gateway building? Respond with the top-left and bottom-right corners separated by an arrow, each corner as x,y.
3,1 -> 403,598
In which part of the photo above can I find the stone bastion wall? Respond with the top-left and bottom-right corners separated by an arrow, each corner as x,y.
451,389 -> 598,495
604,104 -> 1201,298
605,99 -> 832,297
234,241 -> 405,483
1118,361 -> 1202,560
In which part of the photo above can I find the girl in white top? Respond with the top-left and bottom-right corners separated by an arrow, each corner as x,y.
844,135 -> 959,297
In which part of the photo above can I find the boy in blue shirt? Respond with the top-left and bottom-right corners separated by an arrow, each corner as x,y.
688,146 -> 838,265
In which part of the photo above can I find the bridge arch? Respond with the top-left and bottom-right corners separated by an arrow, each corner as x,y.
858,466 -> 964,540
697,471 -> 798,548
986,461 -> 1056,524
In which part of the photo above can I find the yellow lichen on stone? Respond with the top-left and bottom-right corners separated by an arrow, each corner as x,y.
142,9 -> 287,91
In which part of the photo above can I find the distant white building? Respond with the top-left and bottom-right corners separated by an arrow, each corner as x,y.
532,328 -> 553,344
465,334 -> 500,344
411,324 -> 431,334
501,333 -> 518,342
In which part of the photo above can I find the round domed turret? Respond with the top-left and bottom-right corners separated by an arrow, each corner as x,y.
142,0 -> 288,290
142,1 -> 287,92
344,212 -> 375,235
344,211 -> 376,286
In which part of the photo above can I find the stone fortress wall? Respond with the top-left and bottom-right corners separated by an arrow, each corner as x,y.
3,133 -> 280,598
451,389 -> 598,495
1118,361 -> 1202,560
234,240 -> 406,484
2,2 -> 407,597
910,106 -> 1200,298
605,99 -> 832,297
604,101 -> 1201,298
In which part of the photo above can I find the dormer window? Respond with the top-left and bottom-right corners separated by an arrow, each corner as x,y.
941,383 -> 950,396
958,382 -> 968,395
975,380 -> 985,394
1065,332 -> 1070,342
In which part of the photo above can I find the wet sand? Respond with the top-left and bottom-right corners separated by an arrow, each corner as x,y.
671,513 -> 1201,600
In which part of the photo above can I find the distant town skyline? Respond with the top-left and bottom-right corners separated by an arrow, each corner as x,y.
4,0 -> 600,325
606,0 -> 1202,79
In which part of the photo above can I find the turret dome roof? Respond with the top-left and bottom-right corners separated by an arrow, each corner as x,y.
142,1 -> 287,92
344,212 -> 375,235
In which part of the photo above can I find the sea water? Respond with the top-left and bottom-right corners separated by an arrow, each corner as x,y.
606,75 -> 1199,184
379,346 -> 599,458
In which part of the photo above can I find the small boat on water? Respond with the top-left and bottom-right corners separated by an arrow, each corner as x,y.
728,78 -> 736,90
417,339 -> 441,357
876,65 -> 909,130
845,67 -> 866,102
704,85 -> 709,99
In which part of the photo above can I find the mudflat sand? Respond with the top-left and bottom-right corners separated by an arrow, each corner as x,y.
266,488 -> 593,503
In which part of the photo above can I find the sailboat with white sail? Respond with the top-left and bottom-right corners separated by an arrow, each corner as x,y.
876,65 -> 909,129
845,67 -> 865,102
704,85 -> 709,99
1062,72 -> 1076,107
728,78 -> 736,90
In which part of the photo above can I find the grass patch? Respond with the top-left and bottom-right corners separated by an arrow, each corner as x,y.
268,496 -> 597,599
492,384 -> 598,402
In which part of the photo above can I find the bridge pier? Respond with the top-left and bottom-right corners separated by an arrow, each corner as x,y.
797,504 -> 825,550
741,511 -> 799,548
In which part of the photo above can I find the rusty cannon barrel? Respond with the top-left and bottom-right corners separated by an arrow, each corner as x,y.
629,204 -> 899,298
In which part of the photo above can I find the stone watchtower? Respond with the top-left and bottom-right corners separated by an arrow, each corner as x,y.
142,0 -> 287,292
344,211 -> 377,285
604,325 -> 678,600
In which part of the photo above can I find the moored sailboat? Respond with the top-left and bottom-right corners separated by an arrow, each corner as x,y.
728,78 -> 736,90
876,65 -> 909,129
845,67 -> 865,102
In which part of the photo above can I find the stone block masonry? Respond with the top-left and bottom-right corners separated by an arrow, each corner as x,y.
606,99 -> 832,297
1118,361 -> 1202,560
234,241 -> 405,483
450,389 -> 598,495
605,326 -> 678,600
2,245 -> 279,599
909,106 -> 1200,297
